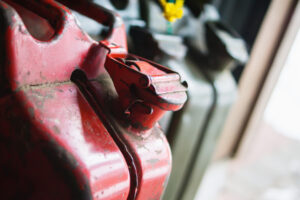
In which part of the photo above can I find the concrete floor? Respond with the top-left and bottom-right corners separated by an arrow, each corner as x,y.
201,122 -> 300,200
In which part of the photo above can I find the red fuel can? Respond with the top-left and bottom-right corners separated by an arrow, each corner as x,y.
0,1 -> 187,199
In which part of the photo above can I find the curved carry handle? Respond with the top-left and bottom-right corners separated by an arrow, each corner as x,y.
5,0 -> 127,46
0,0 -> 128,94
4,0 -> 70,32
56,0 -> 128,50
0,0 -> 100,92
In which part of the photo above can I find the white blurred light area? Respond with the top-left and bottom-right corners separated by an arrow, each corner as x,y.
264,29 -> 300,140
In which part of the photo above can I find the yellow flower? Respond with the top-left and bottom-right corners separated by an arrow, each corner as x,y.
160,0 -> 184,22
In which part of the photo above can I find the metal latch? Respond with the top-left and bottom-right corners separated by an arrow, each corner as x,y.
104,45 -> 187,130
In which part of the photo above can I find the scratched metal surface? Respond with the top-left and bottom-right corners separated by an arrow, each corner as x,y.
0,1 -> 175,199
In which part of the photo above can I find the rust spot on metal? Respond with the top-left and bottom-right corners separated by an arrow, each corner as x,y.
136,143 -> 151,152
155,149 -> 162,155
14,80 -> 73,93
18,24 -> 28,35
39,71 -> 46,80
147,158 -> 159,167
57,88 -> 64,93
53,125 -> 61,135
27,107 -> 35,118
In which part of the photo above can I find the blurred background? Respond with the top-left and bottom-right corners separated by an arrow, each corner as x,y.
75,0 -> 300,199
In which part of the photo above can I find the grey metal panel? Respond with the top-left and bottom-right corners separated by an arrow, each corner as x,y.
163,66 -> 213,200
162,58 -> 237,200
179,71 -> 237,200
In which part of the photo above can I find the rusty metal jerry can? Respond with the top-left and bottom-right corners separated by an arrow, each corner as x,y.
0,1 -> 187,199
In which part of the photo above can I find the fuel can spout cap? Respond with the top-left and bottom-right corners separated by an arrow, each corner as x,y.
105,52 -> 188,130
55,0 -> 188,131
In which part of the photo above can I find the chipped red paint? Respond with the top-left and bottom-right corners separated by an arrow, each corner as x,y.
0,0 -> 187,199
